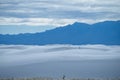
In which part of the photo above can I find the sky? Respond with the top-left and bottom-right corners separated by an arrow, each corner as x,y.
0,0 -> 120,34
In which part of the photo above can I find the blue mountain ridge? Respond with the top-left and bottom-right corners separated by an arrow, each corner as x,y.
0,21 -> 120,45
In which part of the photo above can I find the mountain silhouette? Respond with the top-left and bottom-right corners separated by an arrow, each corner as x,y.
0,21 -> 120,45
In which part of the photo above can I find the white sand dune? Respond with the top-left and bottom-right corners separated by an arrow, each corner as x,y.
0,44 -> 120,78
0,44 -> 120,67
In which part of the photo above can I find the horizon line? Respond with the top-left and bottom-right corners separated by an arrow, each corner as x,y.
0,20 -> 119,35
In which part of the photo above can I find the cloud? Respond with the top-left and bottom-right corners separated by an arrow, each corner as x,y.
0,44 -> 120,67
0,17 -> 119,27
0,17 -> 76,26
0,17 -> 99,26
0,0 -> 120,26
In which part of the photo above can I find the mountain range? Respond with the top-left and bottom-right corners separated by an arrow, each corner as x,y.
0,21 -> 120,45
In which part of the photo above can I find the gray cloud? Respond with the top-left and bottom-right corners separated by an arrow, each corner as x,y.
0,0 -> 120,26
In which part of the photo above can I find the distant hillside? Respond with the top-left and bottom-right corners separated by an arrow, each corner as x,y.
0,21 -> 120,45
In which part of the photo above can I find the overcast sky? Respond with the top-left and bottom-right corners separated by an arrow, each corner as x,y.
0,0 -> 120,34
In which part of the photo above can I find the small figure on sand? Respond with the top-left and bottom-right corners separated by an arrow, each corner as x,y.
62,75 -> 66,80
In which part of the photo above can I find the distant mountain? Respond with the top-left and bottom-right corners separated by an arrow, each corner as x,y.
0,21 -> 120,45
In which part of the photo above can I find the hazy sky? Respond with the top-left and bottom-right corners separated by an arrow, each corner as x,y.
0,0 -> 120,34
